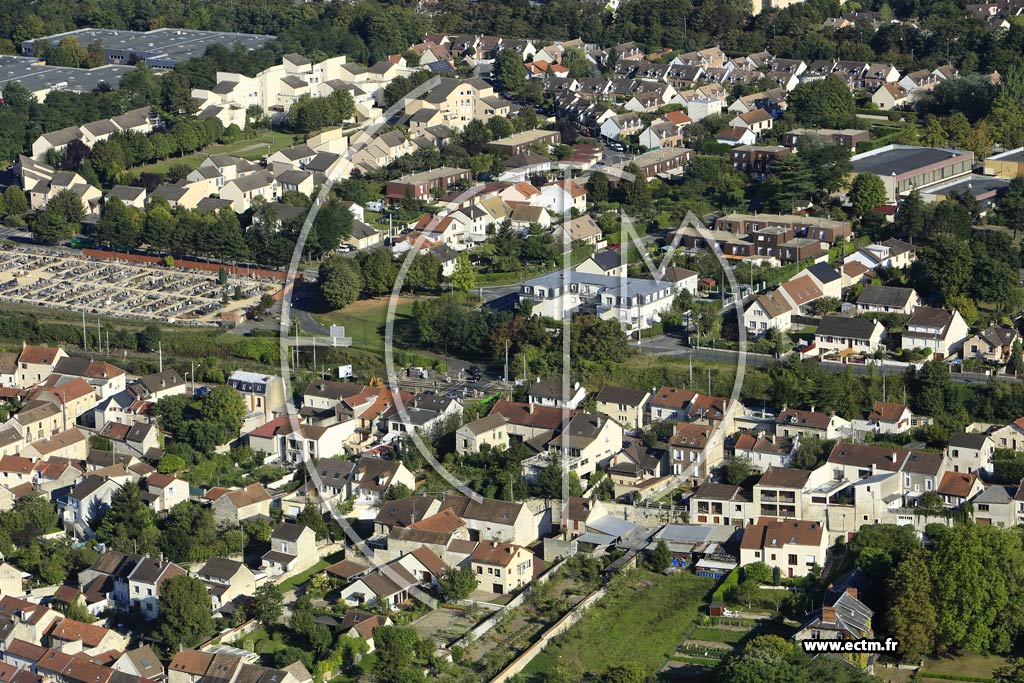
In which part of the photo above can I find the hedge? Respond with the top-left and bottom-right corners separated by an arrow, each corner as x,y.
711,569 -> 740,603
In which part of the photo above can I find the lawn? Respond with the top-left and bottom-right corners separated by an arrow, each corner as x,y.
277,549 -> 346,593
128,131 -> 297,177
920,652 -> 1011,681
313,296 -> 420,349
523,569 -> 715,679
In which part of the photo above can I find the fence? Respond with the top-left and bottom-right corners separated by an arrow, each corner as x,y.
488,585 -> 608,683
451,556 -> 568,650
82,249 -> 293,282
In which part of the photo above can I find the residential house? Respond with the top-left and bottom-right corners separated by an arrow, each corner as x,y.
900,307 -> 969,359
469,542 -> 534,595
945,432 -> 995,474
855,286 -> 920,315
871,82 -> 910,110
814,316 -> 886,356
339,563 -> 418,609
777,407 -> 850,440
373,496 -> 441,536
688,483 -> 753,527
113,646 -> 164,682
142,473 -> 187,514
595,386 -> 650,430
716,126 -> 757,147
129,370 -> 187,401
440,493 -> 543,546
963,324 -> 1019,363
937,471 -> 985,508
553,215 -> 603,247
15,346 -> 68,388
454,414 -> 509,456
734,432 -> 797,471
261,523 -> 318,576
668,422 -> 717,480
743,290 -> 794,337
972,485 -> 1017,527
63,475 -> 122,531
793,574 -> 875,669
522,412 -> 624,481
575,251 -> 626,278
208,484 -> 272,526
607,442 -> 665,487
125,557 -> 185,620
844,239 -> 917,271
853,401 -> 914,435
527,381 -> 587,410
194,558 -> 255,612
729,109 -> 774,135
991,417 -> 1024,452
739,518 -> 828,577
246,416 -> 352,466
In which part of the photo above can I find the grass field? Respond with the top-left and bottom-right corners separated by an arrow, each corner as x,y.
920,652 -> 1011,681
314,296 -> 420,348
128,131 -> 297,176
277,549 -> 346,593
523,569 -> 715,679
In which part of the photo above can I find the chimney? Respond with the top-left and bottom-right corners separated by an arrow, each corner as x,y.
529,403 -> 535,414
821,606 -> 838,624
810,405 -> 815,413
491,541 -> 497,548
846,587 -> 858,600
891,452 -> 897,463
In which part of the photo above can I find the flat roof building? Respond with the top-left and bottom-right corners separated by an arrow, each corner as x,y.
850,144 -> 974,199
22,28 -> 275,70
984,148 -> 1024,179
0,56 -> 135,99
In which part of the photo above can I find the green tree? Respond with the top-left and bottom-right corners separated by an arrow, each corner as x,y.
766,155 -> 814,213
586,171 -> 609,203
374,625 -> 423,683
999,177 -> 1024,236
384,483 -> 413,501
721,457 -> 754,485
359,248 -> 398,297
895,189 -> 927,243
156,575 -> 214,650
788,75 -> 857,128
620,163 -> 652,209
647,540 -> 672,572
451,253 -> 476,292
318,255 -> 363,308
405,252 -> 441,292
251,582 -> 284,625
886,547 -> 937,661
1008,342 -> 1024,376
848,173 -> 887,217
95,482 -> 160,554
295,505 -> 327,540
800,140 -> 852,200
438,567 -> 477,602
601,663 -> 653,683
561,47 -> 593,79
915,236 -> 973,303
994,658 -> 1024,683
95,198 -> 142,248
931,523 -> 1004,652
494,49 -> 526,96
3,186 -> 27,215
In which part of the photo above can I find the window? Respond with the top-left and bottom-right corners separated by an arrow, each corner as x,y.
788,554 -> 797,565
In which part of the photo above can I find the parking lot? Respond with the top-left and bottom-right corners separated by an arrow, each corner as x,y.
0,247 -> 281,325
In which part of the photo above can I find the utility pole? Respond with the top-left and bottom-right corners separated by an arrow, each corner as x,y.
82,310 -> 87,351
504,339 -> 509,383
158,341 -> 163,373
